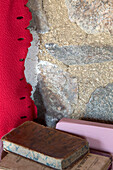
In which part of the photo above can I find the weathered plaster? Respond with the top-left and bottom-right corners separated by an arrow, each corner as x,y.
24,29 -> 40,98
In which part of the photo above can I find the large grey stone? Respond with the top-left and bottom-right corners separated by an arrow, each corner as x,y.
27,0 -> 49,34
45,43 -> 113,65
84,83 -> 113,122
65,0 -> 113,34
34,61 -> 78,127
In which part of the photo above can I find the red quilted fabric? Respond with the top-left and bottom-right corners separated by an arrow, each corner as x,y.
0,0 -> 37,138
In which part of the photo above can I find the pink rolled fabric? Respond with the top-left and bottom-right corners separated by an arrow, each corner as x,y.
0,140 -> 3,161
56,118 -> 113,155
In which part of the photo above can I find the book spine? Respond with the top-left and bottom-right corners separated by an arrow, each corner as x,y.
3,141 -> 89,170
3,141 -> 62,169
62,142 -> 89,168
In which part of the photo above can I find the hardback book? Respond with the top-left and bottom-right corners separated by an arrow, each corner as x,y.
0,151 -> 112,170
1,121 -> 89,170
70,153 -> 112,170
56,118 -> 113,155
0,151 -> 54,170
90,149 -> 112,161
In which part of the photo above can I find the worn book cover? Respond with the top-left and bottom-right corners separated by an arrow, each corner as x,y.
0,151 -> 112,170
2,121 -> 89,170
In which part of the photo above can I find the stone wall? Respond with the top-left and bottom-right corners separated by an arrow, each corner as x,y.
25,0 -> 113,127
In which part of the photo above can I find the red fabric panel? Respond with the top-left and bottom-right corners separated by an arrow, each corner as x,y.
0,0 -> 37,138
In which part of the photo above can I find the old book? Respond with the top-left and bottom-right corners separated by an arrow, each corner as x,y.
1,121 -> 89,170
56,118 -> 113,155
69,153 -> 112,170
0,151 -> 112,170
90,149 -> 112,161
0,151 -> 54,170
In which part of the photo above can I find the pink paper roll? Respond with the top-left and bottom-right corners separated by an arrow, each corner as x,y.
0,140 -> 3,161
56,118 -> 113,155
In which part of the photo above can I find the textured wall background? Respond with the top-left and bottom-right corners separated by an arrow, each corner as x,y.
25,0 -> 113,127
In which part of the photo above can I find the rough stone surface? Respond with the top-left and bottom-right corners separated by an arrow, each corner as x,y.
45,43 -> 113,65
24,29 -> 40,98
24,0 -> 113,123
65,0 -> 113,34
27,0 -> 49,34
84,83 -> 113,122
34,61 -> 78,127
37,1 -> 113,120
